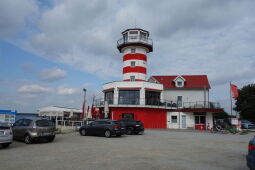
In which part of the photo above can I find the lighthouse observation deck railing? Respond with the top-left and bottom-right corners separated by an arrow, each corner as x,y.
117,36 -> 153,47
93,98 -> 221,110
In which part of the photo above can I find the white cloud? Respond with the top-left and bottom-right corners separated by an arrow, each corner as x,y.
57,85 -> 77,95
0,0 -> 38,38
17,84 -> 52,93
38,68 -> 67,81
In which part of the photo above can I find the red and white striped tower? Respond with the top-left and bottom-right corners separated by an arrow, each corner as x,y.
117,28 -> 153,81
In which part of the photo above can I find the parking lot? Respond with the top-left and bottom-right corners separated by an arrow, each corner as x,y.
0,130 -> 254,170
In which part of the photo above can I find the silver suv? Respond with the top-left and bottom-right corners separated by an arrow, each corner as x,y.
0,122 -> 13,148
12,118 -> 55,144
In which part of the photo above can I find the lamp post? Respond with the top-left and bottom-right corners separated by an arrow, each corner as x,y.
83,88 -> 87,124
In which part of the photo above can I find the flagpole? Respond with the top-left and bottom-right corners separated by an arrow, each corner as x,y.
230,82 -> 233,118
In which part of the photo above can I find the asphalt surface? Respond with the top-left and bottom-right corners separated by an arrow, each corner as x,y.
0,130 -> 254,170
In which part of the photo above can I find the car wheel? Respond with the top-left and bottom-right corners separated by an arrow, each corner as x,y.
24,134 -> 32,144
127,127 -> 134,135
104,130 -> 111,138
2,143 -> 10,148
48,136 -> 55,142
80,129 -> 86,136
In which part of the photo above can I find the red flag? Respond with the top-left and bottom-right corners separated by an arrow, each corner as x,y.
231,84 -> 238,98
81,103 -> 85,119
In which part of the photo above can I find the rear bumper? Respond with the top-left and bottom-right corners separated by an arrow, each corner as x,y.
247,154 -> 255,170
111,129 -> 125,135
0,136 -> 13,144
31,135 -> 55,141
134,128 -> 144,134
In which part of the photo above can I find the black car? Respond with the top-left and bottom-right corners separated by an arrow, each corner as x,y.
119,119 -> 144,135
247,135 -> 255,170
79,120 -> 125,138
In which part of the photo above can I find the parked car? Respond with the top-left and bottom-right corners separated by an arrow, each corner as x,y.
0,122 -> 13,148
241,120 -> 255,129
247,135 -> 255,170
12,118 -> 56,144
79,119 -> 125,138
119,119 -> 144,135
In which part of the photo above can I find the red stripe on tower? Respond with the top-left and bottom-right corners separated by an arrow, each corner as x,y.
123,53 -> 147,61
123,66 -> 147,74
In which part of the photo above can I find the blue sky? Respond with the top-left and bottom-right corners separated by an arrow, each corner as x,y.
0,0 -> 255,113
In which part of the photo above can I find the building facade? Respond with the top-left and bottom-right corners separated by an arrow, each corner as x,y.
94,28 -> 223,130
0,110 -> 16,124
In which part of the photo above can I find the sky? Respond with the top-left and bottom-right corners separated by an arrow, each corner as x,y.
0,0 -> 254,113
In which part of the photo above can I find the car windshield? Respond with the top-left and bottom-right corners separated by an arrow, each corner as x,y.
0,122 -> 9,127
36,120 -> 54,127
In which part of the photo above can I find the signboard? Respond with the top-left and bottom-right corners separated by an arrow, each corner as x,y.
231,118 -> 239,125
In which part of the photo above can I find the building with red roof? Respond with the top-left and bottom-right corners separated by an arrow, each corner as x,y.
94,28 -> 223,130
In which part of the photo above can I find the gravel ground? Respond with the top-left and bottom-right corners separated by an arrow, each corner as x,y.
0,130 -> 254,170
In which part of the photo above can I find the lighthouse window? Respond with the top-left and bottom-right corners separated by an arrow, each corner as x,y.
131,61 -> 136,67
145,91 -> 161,105
118,90 -> 140,105
140,32 -> 147,40
130,76 -> 135,81
131,48 -> 136,54
104,91 -> 114,104
129,31 -> 138,34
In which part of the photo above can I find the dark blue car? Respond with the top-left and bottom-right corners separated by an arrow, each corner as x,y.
247,135 -> 255,170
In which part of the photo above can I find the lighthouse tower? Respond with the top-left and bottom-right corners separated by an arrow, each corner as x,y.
117,29 -> 153,81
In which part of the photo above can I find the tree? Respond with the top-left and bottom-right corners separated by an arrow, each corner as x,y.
234,84 -> 255,122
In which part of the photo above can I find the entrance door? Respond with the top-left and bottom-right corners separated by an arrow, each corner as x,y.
167,112 -> 179,129
194,115 -> 206,130
181,115 -> 186,128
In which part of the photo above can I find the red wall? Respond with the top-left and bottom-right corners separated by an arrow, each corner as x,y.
110,107 -> 167,129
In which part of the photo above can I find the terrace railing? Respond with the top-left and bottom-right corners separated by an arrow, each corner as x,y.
182,101 -> 221,109
94,98 -> 221,110
117,36 -> 153,47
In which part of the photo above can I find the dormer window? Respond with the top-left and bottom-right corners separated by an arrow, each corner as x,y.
173,76 -> 186,88
177,81 -> 183,87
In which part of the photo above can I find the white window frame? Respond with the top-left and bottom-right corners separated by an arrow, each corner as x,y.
131,48 -> 136,54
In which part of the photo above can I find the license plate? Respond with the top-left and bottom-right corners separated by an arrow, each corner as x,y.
42,132 -> 51,136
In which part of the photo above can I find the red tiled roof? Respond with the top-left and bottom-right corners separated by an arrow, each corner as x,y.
151,75 -> 211,89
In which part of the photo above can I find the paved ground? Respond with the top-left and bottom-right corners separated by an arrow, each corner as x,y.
0,130 -> 254,170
